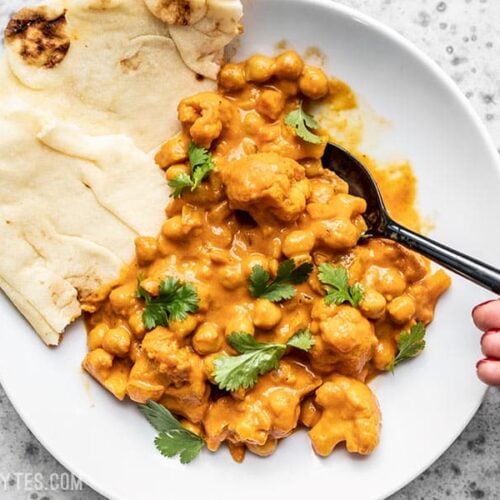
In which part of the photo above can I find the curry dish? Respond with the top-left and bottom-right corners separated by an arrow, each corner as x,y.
82,51 -> 450,462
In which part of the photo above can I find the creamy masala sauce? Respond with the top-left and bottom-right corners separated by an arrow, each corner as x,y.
82,51 -> 450,461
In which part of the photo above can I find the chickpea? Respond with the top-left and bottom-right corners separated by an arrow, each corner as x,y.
253,299 -> 282,330
245,54 -> 275,83
169,315 -> 199,337
256,89 -> 285,121
243,111 -> 266,135
88,323 -> 108,351
241,254 -> 269,278
128,310 -> 146,339
374,267 -> 407,300
195,283 -> 211,313
155,133 -> 189,169
372,338 -> 396,371
247,438 -> 278,457
282,230 -> 316,258
257,123 -> 280,142
165,163 -> 190,181
218,63 -> 246,90
359,289 -> 387,320
109,283 -> 137,315
312,218 -> 360,251
161,215 -> 185,240
219,263 -> 245,290
193,322 -> 224,355
388,295 -> 416,325
275,50 -> 304,80
102,326 -> 131,357
135,236 -> 158,265
299,66 -> 329,100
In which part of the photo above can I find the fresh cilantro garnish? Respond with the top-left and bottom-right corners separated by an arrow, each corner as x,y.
167,142 -> 215,198
139,400 -> 204,464
188,142 -> 215,190
136,277 -> 199,330
168,172 -> 193,198
386,322 -> 426,373
213,329 -> 315,392
317,263 -> 364,307
248,259 -> 313,302
284,101 -> 322,144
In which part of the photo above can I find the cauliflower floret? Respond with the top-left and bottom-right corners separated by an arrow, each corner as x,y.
309,304 -> 377,377
178,92 -> 235,148
204,360 -> 321,456
308,374 -> 381,456
127,327 -> 210,422
82,348 -> 131,400
220,152 -> 310,224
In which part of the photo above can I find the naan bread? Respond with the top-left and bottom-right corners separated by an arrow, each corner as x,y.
0,99 -> 170,345
0,0 -> 242,345
144,0 -> 243,79
1,0 -> 241,151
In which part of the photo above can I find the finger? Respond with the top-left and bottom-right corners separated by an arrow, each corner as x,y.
481,330 -> 500,358
476,358 -> 500,386
472,299 -> 500,331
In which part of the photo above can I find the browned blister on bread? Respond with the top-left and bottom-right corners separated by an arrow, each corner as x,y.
5,7 -> 70,68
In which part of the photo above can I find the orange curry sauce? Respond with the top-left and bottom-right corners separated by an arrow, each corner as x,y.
82,51 -> 450,461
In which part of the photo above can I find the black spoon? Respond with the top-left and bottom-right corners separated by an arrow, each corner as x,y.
322,143 -> 500,294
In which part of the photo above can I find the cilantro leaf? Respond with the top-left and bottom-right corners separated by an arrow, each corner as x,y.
248,260 -> 313,302
317,263 -> 365,307
284,101 -> 322,144
189,142 -> 215,191
287,328 -> 316,351
139,401 -> 204,464
168,172 -> 193,198
167,142 -> 215,198
136,277 -> 199,330
386,322 -> 426,373
213,329 -> 315,391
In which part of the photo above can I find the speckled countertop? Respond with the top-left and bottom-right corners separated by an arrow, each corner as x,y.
0,0 -> 499,499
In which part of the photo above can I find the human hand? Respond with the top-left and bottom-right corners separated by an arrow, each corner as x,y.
472,299 -> 500,385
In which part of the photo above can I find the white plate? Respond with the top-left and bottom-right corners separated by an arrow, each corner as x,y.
1,1 -> 500,499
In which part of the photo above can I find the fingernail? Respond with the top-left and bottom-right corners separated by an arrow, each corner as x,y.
472,299 -> 496,316
476,357 -> 497,369
481,329 -> 500,343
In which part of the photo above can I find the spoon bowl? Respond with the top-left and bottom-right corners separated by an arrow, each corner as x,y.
322,142 -> 500,294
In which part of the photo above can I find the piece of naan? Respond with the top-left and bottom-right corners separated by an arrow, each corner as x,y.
0,0 -> 242,345
0,99 -> 170,345
144,0 -> 243,79
2,0 -> 242,151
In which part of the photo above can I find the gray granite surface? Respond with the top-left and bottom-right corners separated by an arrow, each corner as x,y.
0,0 -> 499,499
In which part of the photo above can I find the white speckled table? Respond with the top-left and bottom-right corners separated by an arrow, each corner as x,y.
0,1 -> 499,499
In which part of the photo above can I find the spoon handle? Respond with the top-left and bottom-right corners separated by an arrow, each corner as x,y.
383,219 -> 500,294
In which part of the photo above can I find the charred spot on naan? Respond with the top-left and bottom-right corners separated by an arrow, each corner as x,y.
5,7 -> 70,69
